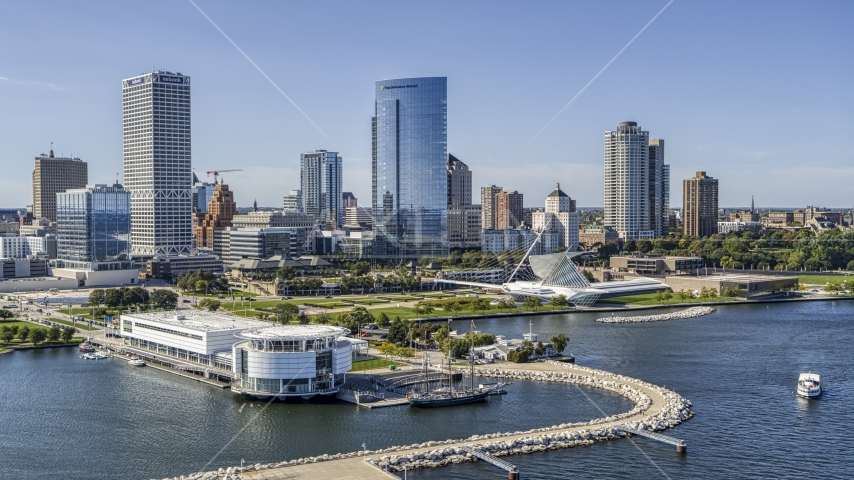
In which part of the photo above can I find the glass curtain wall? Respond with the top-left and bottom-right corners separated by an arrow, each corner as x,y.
372,77 -> 448,259
56,186 -> 131,262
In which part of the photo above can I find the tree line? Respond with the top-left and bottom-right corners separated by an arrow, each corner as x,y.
607,229 -> 854,271
1,324 -> 77,345
89,287 -> 178,312
176,269 -> 230,295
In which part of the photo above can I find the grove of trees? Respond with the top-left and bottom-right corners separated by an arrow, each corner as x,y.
89,287 -> 178,312
610,229 -> 854,272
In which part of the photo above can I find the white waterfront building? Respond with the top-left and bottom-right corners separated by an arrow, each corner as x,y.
232,325 -> 352,399
119,311 -> 352,399
122,71 -> 193,256
120,311 -> 269,370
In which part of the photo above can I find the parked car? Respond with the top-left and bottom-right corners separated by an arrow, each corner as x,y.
465,294 -> 479,298
365,324 -> 378,330
182,299 -> 190,303
360,332 -> 371,337
325,295 -> 333,299
379,333 -> 388,339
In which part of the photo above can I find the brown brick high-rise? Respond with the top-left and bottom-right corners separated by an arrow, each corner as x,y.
32,150 -> 88,222
194,183 -> 237,261
495,190 -> 524,230
683,171 -> 718,237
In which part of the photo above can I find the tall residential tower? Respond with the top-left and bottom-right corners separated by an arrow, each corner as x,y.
604,121 -> 669,240
122,71 -> 192,256
372,77 -> 448,257
683,171 -> 719,237
300,150 -> 342,230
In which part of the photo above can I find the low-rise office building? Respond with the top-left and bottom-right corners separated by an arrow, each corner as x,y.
611,255 -> 704,275
482,227 -> 558,255
579,225 -> 619,246
147,253 -> 223,279
0,234 -> 55,259
448,205 -> 482,250
663,274 -> 797,298
717,221 -> 763,234
0,256 -> 49,278
228,227 -> 298,263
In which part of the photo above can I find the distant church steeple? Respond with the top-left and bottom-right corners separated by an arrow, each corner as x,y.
751,195 -> 755,213
253,199 -> 258,212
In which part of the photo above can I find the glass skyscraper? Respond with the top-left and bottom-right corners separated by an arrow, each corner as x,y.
56,184 -> 131,262
372,77 -> 448,258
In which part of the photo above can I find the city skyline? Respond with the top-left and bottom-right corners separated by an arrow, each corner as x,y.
1,1 -> 852,208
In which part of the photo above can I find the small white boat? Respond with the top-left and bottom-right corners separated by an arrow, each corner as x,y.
479,382 -> 511,395
797,373 -> 821,398
128,358 -> 145,367
91,351 -> 110,360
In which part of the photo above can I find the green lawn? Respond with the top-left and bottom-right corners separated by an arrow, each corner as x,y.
798,274 -> 853,285
0,320 -> 43,330
0,320 -> 85,346
596,292 -> 738,306
57,307 -> 96,316
351,298 -> 389,305
350,358 -> 400,371
376,296 -> 424,302
185,289 -> 259,299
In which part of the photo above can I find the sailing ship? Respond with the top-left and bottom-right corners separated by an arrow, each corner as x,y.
408,320 -> 489,408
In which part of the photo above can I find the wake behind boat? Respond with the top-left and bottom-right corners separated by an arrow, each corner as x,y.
797,373 -> 821,398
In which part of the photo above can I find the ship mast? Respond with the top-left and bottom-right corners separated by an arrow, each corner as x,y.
470,320 -> 476,392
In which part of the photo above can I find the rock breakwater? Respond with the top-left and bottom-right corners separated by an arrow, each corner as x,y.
597,306 -> 714,323
161,362 -> 693,480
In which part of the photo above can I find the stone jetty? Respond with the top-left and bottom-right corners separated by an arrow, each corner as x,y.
596,306 -> 715,323
161,361 -> 693,480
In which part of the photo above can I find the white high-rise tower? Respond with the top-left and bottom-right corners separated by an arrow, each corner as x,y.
604,121 -> 668,240
122,71 -> 192,256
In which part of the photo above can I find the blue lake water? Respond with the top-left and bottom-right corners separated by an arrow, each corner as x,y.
1,300 -> 853,479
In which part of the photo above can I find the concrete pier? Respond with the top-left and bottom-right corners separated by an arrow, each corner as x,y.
207,360 -> 693,480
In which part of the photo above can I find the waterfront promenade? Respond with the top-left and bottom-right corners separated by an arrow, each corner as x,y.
228,360 -> 680,480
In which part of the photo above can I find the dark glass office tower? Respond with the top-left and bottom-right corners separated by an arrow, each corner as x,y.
56,184 -> 131,262
372,77 -> 448,258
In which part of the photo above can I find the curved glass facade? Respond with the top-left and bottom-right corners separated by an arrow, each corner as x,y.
372,77 -> 448,258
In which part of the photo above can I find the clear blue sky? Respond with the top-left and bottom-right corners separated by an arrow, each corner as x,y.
1,0 -> 852,209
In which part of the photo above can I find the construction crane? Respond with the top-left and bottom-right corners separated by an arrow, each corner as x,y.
206,169 -> 243,184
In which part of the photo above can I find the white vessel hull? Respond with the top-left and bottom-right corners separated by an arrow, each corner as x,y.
797,388 -> 821,398
797,373 -> 821,399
